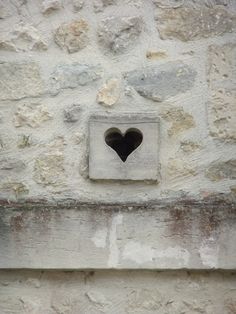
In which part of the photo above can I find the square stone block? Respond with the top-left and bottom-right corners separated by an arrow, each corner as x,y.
89,113 -> 160,181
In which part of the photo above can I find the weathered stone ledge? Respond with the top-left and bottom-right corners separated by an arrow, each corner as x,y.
0,194 -> 235,270
0,193 -> 235,211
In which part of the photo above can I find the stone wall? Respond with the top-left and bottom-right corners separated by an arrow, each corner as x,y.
0,0 -> 235,203
0,0 -> 236,313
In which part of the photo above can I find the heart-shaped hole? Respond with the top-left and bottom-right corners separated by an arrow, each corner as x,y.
105,128 -> 143,162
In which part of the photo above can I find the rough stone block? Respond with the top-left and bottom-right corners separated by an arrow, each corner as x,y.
63,104 -> 81,122
0,22 -> 48,52
205,159 -> 236,181
124,62 -> 196,102
160,106 -> 195,136
54,20 -> 89,53
49,63 -> 103,95
0,62 -> 44,100
97,78 -> 121,106
13,103 -> 52,128
97,16 -> 143,54
33,137 -> 65,187
156,7 -> 236,41
89,114 -> 160,181
207,43 -> 236,141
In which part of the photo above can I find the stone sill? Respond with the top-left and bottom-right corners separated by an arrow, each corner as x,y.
0,196 -> 235,270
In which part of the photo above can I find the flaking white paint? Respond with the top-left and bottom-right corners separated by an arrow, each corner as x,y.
199,240 -> 219,268
108,213 -> 123,267
91,228 -> 108,248
122,241 -> 190,266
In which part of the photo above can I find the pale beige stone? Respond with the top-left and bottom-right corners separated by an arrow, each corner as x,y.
208,89 -> 236,141
0,23 -> 48,52
97,78 -> 120,106
180,141 -> 201,153
146,50 -> 167,59
72,132 -> 84,144
205,160 -> 236,181
34,152 -> 65,186
0,62 -> 44,100
0,40 -> 16,51
156,7 -> 236,41
207,44 -> 236,141
13,104 -> 52,128
0,182 -> 29,198
34,137 -> 66,187
167,158 -> 197,178
208,44 -> 236,90
161,106 -> 195,136
54,20 -> 89,53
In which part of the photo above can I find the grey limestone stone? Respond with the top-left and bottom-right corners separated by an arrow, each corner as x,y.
72,0 -> 84,11
98,16 -> 143,54
124,62 -> 196,102
0,158 -> 26,172
63,104 -> 81,122
49,63 -> 103,95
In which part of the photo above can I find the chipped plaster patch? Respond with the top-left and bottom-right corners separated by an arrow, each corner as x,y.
108,214 -> 123,267
199,240 -> 219,268
122,241 -> 154,264
91,228 -> 108,248
122,242 -> 190,266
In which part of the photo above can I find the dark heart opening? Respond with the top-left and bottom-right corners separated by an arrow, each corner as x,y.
105,128 -> 143,162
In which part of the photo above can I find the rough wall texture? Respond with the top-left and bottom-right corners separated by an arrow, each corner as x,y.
0,0 -> 236,312
1,270 -> 236,314
0,0 -> 236,203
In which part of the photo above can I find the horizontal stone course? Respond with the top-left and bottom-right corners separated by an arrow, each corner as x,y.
0,270 -> 235,314
0,196 -> 235,270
